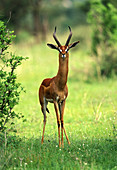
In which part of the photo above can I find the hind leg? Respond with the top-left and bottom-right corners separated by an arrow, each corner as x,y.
41,97 -> 47,144
39,86 -> 47,144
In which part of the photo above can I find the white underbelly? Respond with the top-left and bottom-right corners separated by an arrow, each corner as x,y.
46,98 -> 53,103
45,95 -> 66,103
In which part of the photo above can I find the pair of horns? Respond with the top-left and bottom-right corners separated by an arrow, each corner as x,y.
53,26 -> 72,47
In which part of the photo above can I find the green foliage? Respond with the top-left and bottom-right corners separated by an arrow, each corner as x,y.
0,34 -> 117,169
0,78 -> 117,169
0,20 -> 28,132
0,0 -> 88,42
88,0 -> 117,77
0,135 -> 117,169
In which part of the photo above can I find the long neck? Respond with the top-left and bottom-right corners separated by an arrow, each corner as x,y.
56,53 -> 69,90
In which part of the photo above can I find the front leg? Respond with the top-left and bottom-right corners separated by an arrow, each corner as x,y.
59,100 -> 70,146
54,101 -> 61,147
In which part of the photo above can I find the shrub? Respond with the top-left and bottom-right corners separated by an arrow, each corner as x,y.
0,20 -> 28,132
87,0 -> 117,78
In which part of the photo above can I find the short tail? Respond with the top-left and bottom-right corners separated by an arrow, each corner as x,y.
46,107 -> 50,113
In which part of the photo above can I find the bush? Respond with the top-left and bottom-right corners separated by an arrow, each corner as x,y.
87,0 -> 117,78
0,20 -> 28,132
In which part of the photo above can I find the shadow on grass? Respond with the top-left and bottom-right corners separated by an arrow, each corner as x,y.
0,133 -> 117,170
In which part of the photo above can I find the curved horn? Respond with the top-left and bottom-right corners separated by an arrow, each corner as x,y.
65,26 -> 72,46
53,27 -> 61,47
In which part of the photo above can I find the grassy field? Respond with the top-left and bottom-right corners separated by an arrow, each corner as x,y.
0,33 -> 117,169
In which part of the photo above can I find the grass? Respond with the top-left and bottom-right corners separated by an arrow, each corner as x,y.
0,35 -> 117,169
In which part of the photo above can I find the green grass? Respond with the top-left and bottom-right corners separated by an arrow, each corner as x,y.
0,40 -> 117,169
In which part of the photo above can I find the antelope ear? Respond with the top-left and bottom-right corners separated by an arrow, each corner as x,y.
47,43 -> 58,50
68,41 -> 80,49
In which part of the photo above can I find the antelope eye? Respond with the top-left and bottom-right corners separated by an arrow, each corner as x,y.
65,48 -> 68,52
59,49 -> 62,53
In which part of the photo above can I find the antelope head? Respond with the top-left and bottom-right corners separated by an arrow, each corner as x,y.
47,26 -> 80,59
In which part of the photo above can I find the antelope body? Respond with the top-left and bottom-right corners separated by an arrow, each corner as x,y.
39,27 -> 79,147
